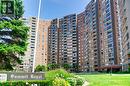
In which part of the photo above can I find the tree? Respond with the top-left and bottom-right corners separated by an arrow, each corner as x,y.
47,64 -> 60,70
35,65 -> 46,72
128,66 -> 130,73
0,0 -> 29,70
0,20 -> 29,70
62,64 -> 71,71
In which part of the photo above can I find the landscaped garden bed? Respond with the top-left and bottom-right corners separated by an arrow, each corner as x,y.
0,69 -> 85,86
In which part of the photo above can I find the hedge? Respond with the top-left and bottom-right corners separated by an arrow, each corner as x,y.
0,80 -> 51,86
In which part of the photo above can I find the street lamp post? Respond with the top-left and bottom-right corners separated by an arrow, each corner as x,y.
32,0 -> 42,73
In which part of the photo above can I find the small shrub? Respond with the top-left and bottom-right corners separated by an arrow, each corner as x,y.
66,77 -> 77,86
75,77 -> 85,86
46,69 -> 84,86
35,65 -> 47,72
45,69 -> 74,80
52,77 -> 70,86
128,67 -> 130,73
67,76 -> 85,86
47,64 -> 60,70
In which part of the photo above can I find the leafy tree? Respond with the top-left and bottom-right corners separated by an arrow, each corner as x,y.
62,64 -> 72,71
0,0 -> 29,70
35,65 -> 46,72
0,20 -> 29,70
47,64 -> 60,70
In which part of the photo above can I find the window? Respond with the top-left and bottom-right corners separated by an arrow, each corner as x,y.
73,53 -> 77,57
107,25 -> 112,30
106,4 -> 110,9
106,16 -> 111,22
123,0 -> 126,7
73,47 -> 77,51
126,33 -> 129,40
108,44 -> 112,47
106,12 -> 111,18
127,42 -> 130,50
108,34 -> 113,38
106,8 -> 110,13
126,26 -> 128,30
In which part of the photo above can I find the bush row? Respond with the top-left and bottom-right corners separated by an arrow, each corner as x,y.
0,69 -> 85,86
0,80 -> 51,86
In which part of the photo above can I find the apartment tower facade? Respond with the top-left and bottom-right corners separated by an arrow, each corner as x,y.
77,0 -> 121,72
17,17 -> 50,72
48,14 -> 78,72
99,0 -> 121,68
60,14 -> 78,72
16,17 -> 37,72
119,0 -> 130,71
48,19 -> 59,64
35,20 -> 51,68
77,11 -> 86,72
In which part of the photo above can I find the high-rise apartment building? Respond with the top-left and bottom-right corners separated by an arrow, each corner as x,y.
60,14 -> 78,72
48,14 -> 78,72
1,0 -> 129,73
35,20 -> 50,68
77,11 -> 85,72
16,0 -> 130,72
96,0 -> 107,70
77,0 -> 101,72
48,19 -> 59,64
77,0 -> 121,72
84,0 -> 99,72
17,17 -> 50,72
16,17 -> 37,72
29,17 -> 37,72
119,0 -> 130,71
15,17 -> 36,72
98,0 -> 121,70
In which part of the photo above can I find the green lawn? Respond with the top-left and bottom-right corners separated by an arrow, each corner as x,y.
79,74 -> 130,86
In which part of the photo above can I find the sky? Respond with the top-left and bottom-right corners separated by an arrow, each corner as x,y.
23,0 -> 91,20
